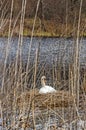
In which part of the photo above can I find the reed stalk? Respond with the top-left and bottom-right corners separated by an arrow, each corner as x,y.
0,0 -> 85,129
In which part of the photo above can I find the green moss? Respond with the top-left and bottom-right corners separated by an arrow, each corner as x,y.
82,32 -> 86,37
23,29 -> 29,36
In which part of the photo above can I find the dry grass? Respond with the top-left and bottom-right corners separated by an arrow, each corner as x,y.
0,0 -> 86,129
0,64 -> 86,129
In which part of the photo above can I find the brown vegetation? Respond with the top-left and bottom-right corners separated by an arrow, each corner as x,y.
0,62 -> 86,129
0,0 -> 86,129
0,0 -> 86,37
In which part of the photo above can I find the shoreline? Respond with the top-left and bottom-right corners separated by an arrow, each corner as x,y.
0,34 -> 86,39
0,18 -> 86,38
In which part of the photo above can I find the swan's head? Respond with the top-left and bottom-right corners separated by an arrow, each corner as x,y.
41,76 -> 46,86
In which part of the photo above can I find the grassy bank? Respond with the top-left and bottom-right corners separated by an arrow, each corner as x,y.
0,18 -> 86,38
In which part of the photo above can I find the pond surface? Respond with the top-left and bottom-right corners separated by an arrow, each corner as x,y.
0,37 -> 86,66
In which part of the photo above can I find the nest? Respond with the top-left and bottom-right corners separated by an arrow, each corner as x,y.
1,89 -> 75,129
16,89 -> 74,110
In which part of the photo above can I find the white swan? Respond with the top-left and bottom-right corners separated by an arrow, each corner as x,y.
39,76 -> 56,94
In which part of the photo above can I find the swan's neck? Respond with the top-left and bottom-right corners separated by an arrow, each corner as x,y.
41,80 -> 46,87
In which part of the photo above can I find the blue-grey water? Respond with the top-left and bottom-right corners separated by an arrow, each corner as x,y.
0,37 -> 86,66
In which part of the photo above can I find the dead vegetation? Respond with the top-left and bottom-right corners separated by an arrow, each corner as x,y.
0,0 -> 86,129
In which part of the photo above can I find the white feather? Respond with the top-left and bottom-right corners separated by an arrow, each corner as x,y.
39,85 -> 56,94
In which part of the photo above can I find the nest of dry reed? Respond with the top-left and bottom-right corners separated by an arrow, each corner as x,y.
16,89 -> 74,110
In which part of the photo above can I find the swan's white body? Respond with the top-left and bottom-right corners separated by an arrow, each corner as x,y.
39,76 -> 56,94
39,85 -> 56,94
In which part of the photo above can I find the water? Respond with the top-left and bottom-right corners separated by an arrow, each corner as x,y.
0,37 -> 86,66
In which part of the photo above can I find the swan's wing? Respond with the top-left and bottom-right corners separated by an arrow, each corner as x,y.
39,87 -> 48,94
46,85 -> 56,92
39,86 -> 56,94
